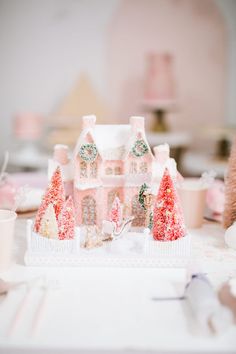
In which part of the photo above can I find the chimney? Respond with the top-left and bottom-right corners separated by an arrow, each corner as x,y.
82,115 -> 96,130
53,144 -> 70,165
153,144 -> 170,165
130,116 -> 145,133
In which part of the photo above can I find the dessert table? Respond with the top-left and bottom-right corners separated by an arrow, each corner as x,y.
0,219 -> 236,354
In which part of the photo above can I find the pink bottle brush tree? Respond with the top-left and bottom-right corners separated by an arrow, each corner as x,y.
109,196 -> 123,230
58,196 -> 76,240
153,168 -> 186,241
34,167 -> 65,233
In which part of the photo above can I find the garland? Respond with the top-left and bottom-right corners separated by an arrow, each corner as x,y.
79,143 -> 98,162
132,139 -> 148,157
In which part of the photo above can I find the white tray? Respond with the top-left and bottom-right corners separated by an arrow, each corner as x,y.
24,220 -> 191,268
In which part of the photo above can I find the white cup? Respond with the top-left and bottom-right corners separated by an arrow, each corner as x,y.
178,178 -> 207,229
0,209 -> 17,270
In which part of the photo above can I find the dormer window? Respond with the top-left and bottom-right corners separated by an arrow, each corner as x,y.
139,162 -> 148,173
114,166 -> 121,175
80,161 -> 87,178
90,162 -> 97,178
130,161 -> 137,174
105,167 -> 112,175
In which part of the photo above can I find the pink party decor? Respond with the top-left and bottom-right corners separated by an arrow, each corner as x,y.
53,145 -> 70,165
178,178 -> 208,229
58,196 -> 75,240
14,113 -> 43,141
153,168 -> 186,241
73,115 -> 154,228
144,52 -> 176,103
206,179 -> 225,215
34,167 -> 65,233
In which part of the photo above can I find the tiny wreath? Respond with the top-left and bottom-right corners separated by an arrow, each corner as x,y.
79,143 -> 98,162
132,139 -> 148,157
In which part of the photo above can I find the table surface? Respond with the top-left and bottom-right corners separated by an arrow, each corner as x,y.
0,219 -> 236,354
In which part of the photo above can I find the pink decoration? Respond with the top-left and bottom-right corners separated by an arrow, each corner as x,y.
153,144 -> 170,165
58,196 -> 75,240
153,168 -> 186,241
130,116 -> 145,132
109,196 -> 122,229
34,167 -> 65,233
144,52 -> 175,102
0,179 -> 16,210
82,115 -> 96,130
14,113 -> 43,141
74,116 -> 154,228
206,179 -> 225,215
53,145 -> 70,165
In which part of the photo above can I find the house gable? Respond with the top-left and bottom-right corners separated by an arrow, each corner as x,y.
74,130 -> 102,185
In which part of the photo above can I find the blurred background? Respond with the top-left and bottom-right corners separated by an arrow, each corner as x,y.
0,0 -> 236,177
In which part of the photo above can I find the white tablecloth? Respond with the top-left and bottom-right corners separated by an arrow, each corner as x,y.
0,219 -> 236,354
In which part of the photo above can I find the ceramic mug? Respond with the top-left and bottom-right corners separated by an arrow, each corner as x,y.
178,178 -> 207,229
0,209 -> 17,270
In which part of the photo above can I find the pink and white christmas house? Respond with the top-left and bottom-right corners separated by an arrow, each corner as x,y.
73,115 -> 154,227
47,115 -> 180,229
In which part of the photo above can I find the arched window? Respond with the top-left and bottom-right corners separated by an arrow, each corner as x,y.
90,162 -> 97,178
82,196 -> 96,225
80,161 -> 87,178
129,161 -> 137,174
114,166 -> 121,175
105,167 -> 113,175
131,195 -> 145,227
139,161 -> 148,174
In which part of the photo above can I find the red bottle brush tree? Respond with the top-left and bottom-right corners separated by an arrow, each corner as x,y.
34,167 -> 65,233
223,137 -> 236,228
153,168 -> 186,241
58,196 -> 75,240
109,196 -> 122,229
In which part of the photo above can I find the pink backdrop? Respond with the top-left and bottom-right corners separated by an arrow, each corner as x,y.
107,0 -> 227,135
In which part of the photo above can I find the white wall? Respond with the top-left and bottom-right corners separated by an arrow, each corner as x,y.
0,0 -> 235,157
0,0 -> 119,153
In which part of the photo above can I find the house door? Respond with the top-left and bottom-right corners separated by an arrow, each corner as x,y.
131,195 -> 145,227
82,196 -> 97,225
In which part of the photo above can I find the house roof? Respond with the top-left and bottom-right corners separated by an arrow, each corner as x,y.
74,122 -> 154,161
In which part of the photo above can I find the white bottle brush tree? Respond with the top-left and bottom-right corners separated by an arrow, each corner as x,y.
39,204 -> 59,239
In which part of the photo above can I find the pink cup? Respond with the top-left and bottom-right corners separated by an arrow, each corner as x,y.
178,178 -> 207,229
0,210 -> 17,270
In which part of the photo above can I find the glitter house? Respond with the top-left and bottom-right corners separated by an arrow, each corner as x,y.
72,115 -> 177,228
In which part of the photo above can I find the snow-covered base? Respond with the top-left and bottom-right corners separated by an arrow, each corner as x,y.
24,221 -> 191,267
145,233 -> 191,258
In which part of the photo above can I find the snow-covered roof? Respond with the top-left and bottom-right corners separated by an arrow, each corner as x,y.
93,124 -> 131,160
74,119 -> 154,161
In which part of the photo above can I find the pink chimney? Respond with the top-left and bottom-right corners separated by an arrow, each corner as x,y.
130,116 -> 145,133
53,144 -> 70,165
82,115 -> 96,130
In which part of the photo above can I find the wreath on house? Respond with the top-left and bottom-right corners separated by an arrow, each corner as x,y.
79,143 -> 98,162
132,139 -> 148,157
